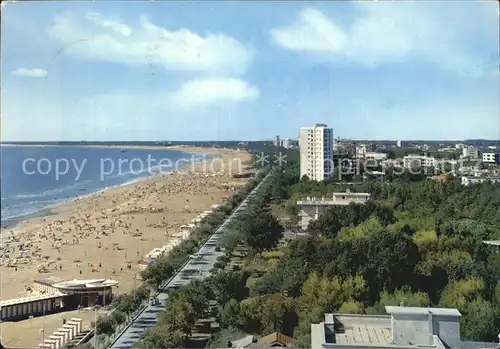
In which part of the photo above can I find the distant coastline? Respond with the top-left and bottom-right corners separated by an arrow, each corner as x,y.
0,143 -> 224,155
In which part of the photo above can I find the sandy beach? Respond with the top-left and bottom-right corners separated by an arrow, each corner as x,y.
0,147 -> 252,348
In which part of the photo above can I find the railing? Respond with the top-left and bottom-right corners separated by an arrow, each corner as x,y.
75,328 -> 95,347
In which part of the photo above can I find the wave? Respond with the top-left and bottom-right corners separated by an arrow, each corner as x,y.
1,156 -> 205,226
1,180 -> 91,200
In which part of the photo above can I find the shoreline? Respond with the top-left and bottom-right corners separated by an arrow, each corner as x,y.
0,147 -> 253,348
0,143 -> 228,154
1,152 -> 220,231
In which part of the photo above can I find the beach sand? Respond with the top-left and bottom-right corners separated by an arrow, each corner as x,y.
0,147 -> 253,348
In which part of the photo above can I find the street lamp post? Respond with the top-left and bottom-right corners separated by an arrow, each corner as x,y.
94,305 -> 101,348
40,306 -> 46,346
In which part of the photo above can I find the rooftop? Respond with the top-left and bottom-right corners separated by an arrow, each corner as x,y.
322,313 -> 393,346
385,306 -> 461,317
258,332 -> 295,346
483,240 -> 500,246
311,306 -> 500,349
0,292 -> 67,307
333,321 -> 392,345
52,278 -> 118,289
297,192 -> 371,205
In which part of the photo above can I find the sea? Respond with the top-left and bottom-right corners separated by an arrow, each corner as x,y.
0,146 -> 209,228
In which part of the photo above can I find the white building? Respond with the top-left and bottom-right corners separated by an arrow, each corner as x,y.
482,152 -> 499,164
364,152 -> 388,161
310,306 -> 499,349
356,144 -> 375,159
282,138 -> 292,149
403,155 -> 436,169
396,140 -> 402,147
273,135 -> 280,147
299,124 -> 334,181
462,146 -> 479,159
297,190 -> 371,230
363,170 -> 385,182
461,175 -> 500,186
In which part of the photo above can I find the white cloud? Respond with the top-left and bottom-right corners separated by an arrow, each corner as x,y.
86,12 -> 132,36
170,78 -> 260,108
270,3 -> 499,75
46,12 -> 255,75
10,68 -> 47,78
270,9 -> 347,53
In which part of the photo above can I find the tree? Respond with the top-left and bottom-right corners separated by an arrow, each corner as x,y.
112,293 -> 136,314
367,287 -> 430,314
439,278 -> 485,312
183,279 -> 214,316
140,326 -> 186,349
95,316 -> 115,335
141,255 -> 175,289
260,297 -> 298,336
111,310 -> 127,325
237,208 -> 283,252
307,209 -> 342,238
160,293 -> 196,337
219,299 -> 242,329
208,270 -> 250,305
461,298 -> 500,341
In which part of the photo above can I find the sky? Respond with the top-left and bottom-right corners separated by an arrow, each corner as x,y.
1,1 -> 499,141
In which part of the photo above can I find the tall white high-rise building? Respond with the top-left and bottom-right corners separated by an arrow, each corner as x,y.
273,135 -> 280,147
282,138 -> 292,149
299,124 -> 334,181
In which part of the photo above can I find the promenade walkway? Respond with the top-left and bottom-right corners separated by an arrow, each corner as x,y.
108,173 -> 269,349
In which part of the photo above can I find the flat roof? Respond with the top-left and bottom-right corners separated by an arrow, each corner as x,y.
385,306 -> 461,317
52,278 -> 118,289
1,292 -> 67,307
483,240 -> 500,246
334,325 -> 392,345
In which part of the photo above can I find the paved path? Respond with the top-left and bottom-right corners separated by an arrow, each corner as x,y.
108,173 -> 269,349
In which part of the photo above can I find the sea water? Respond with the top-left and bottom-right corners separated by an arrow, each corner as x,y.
0,146 -> 208,228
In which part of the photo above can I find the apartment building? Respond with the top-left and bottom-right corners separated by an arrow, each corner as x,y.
403,155 -> 436,169
364,152 -> 388,161
482,152 -> 499,164
299,124 -> 334,181
297,190 -> 371,230
282,138 -> 292,149
273,135 -> 280,147
311,306 -> 499,349
462,146 -> 479,159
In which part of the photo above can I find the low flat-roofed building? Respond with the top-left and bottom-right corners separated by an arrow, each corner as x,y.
482,152 -> 499,164
364,152 -> 388,161
461,176 -> 500,186
363,171 -> 386,182
311,306 -> 499,349
403,155 -> 436,169
297,190 -> 371,230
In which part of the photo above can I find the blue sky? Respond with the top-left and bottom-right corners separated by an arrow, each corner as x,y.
1,1 -> 499,141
